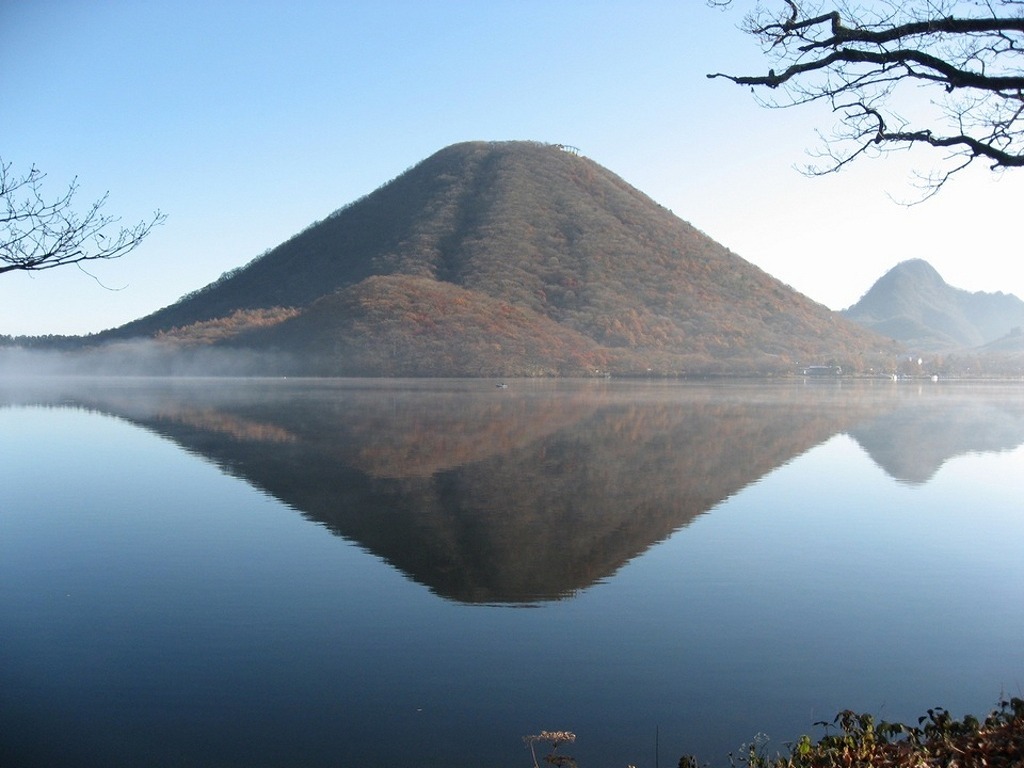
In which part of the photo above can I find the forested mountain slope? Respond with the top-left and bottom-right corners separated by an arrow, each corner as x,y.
97,141 -> 893,376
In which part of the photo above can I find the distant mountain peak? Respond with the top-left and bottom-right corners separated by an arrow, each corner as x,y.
844,259 -> 1024,351
891,257 -> 939,273
883,258 -> 944,283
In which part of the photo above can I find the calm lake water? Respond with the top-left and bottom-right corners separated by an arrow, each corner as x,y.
1,377 -> 1022,768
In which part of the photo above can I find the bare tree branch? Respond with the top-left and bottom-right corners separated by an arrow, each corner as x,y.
0,158 -> 165,276
707,1 -> 1024,195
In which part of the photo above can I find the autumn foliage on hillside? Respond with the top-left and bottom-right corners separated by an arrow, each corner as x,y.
243,275 -> 611,377
155,307 -> 299,345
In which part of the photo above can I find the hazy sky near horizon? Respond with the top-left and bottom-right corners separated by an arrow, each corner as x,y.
3,1 -> 1022,337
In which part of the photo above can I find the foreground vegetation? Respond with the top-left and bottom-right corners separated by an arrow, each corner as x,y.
681,699 -> 1023,768
526,700 -> 1023,768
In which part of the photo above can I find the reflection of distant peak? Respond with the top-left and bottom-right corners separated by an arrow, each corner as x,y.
847,394 -> 1024,484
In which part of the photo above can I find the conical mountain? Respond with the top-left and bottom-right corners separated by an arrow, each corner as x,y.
843,258 -> 1024,351
102,140 -> 893,376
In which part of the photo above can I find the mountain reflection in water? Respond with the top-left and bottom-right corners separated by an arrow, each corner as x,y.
4,377 -> 1024,603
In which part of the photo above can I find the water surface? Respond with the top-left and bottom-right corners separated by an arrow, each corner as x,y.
2,378 -> 1022,767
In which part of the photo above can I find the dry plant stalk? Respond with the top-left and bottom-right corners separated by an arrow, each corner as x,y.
523,730 -> 577,768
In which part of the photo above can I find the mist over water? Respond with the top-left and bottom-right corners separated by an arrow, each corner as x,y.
0,341 -> 295,378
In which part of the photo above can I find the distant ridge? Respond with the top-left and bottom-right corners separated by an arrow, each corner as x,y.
93,141 -> 894,376
843,259 -> 1024,352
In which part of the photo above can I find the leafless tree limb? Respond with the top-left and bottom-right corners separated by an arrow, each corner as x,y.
0,158 -> 165,276
707,1 -> 1024,195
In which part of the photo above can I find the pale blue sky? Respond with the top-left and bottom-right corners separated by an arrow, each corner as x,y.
3,1 -> 1022,336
